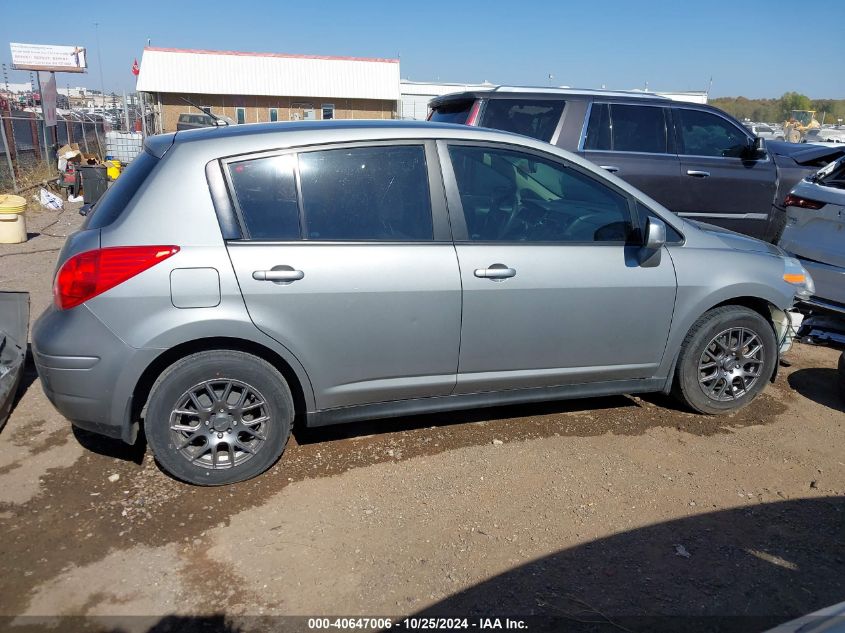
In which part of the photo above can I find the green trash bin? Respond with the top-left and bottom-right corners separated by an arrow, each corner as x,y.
80,165 -> 108,205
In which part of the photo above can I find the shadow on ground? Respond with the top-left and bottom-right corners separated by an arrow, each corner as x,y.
293,394 -> 635,445
72,426 -> 147,465
788,368 -> 844,413
413,496 -> 845,633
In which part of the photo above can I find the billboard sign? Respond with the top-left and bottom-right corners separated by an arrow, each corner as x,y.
10,43 -> 87,73
38,72 -> 58,126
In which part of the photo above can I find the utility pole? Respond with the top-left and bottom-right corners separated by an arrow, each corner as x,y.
94,22 -> 106,110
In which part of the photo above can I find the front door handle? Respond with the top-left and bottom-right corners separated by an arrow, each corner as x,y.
474,264 -> 516,280
600,165 -> 620,173
686,170 -> 710,178
252,266 -> 305,283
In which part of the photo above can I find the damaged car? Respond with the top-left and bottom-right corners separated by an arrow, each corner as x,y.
0,292 -> 29,429
779,156 -> 845,344
33,121 -> 814,485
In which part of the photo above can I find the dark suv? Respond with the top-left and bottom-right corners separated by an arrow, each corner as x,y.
429,87 -> 844,242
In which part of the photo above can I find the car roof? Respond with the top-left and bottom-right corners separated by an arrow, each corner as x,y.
169,119 -> 525,145
430,86 -> 672,107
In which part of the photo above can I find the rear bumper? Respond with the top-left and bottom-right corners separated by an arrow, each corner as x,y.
32,304 -> 156,443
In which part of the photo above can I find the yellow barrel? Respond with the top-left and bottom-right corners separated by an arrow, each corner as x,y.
0,194 -> 27,244
105,160 -> 121,180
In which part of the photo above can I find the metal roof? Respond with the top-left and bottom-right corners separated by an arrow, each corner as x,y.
136,47 -> 400,100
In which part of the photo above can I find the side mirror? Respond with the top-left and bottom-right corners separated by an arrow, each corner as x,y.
639,217 -> 666,267
754,136 -> 766,154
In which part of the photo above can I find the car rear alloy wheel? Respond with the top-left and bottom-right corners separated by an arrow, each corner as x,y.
697,327 -> 765,401
169,378 -> 270,470
146,350 -> 293,485
673,306 -> 777,414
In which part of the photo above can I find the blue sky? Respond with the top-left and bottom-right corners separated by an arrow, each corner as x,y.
1,0 -> 842,98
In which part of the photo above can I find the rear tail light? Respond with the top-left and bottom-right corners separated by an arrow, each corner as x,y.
54,245 -> 179,310
465,100 -> 481,126
784,193 -> 825,210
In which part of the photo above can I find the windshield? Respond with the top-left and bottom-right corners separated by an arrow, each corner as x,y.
791,110 -> 814,126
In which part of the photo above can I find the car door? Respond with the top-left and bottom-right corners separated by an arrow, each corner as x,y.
439,141 -> 677,394
580,102 -> 684,213
223,142 -> 462,410
674,107 -> 778,240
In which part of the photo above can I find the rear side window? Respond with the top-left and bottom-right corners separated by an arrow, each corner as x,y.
480,99 -> 564,141
429,100 -> 475,124
584,103 -> 668,153
298,145 -> 433,241
82,150 -> 158,229
228,155 -> 300,240
584,103 -> 611,150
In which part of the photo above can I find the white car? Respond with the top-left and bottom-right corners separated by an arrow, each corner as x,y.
745,123 -> 783,141
803,128 -> 845,144
779,156 -> 845,312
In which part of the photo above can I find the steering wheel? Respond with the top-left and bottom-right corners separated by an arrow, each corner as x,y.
482,186 -> 518,239
499,198 -> 554,240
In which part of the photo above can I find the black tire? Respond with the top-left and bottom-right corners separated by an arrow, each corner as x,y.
145,350 -> 293,485
672,306 -> 777,414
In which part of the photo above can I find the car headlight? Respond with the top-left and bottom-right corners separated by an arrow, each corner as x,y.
783,257 -> 815,299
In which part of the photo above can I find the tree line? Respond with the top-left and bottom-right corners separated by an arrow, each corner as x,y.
710,92 -> 845,125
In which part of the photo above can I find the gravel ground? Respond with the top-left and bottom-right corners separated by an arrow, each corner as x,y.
0,201 -> 843,633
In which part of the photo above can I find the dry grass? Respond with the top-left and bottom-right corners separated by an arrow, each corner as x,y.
0,161 -> 63,214
14,161 -> 58,193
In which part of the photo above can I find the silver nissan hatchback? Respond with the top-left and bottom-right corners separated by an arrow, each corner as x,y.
32,121 -> 813,485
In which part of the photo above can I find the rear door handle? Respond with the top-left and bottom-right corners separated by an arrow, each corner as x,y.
252,267 -> 305,282
600,165 -> 620,173
686,170 -> 710,178
474,264 -> 516,280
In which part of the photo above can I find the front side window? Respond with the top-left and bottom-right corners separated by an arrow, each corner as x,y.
299,145 -> 433,241
448,145 -> 633,243
677,109 -> 749,158
228,155 -> 300,240
584,103 -> 667,153
635,201 -> 684,243
480,99 -> 564,142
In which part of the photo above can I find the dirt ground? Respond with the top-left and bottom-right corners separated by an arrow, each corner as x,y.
1,201 -> 844,633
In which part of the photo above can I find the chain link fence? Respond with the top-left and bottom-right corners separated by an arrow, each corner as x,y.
0,93 -> 153,193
